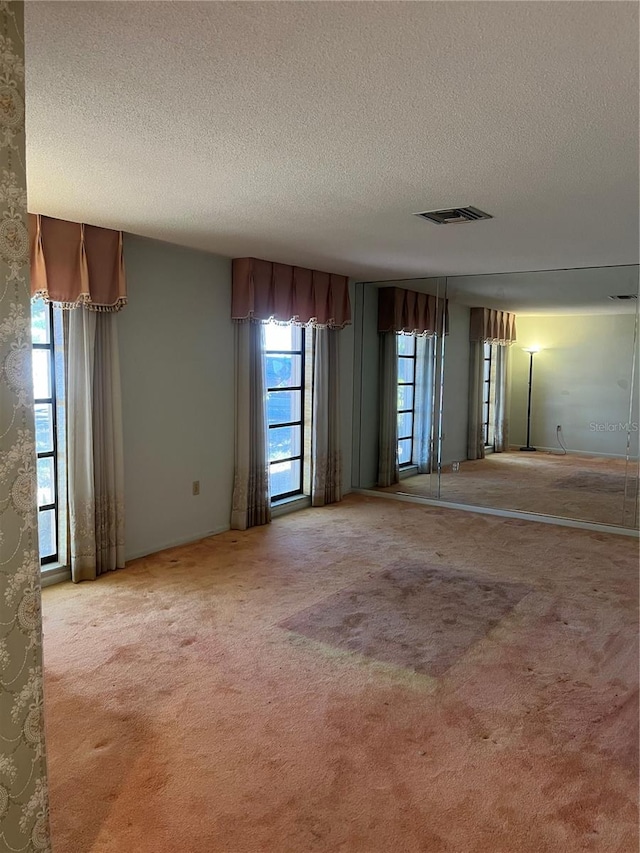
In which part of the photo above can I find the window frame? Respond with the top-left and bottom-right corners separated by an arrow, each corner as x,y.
397,333 -> 417,468
32,301 -> 59,565
265,325 -> 306,501
483,341 -> 494,448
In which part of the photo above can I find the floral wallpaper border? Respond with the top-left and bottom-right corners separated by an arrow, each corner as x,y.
0,2 -> 52,851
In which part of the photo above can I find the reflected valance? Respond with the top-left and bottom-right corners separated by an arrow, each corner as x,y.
29,214 -> 127,312
231,257 -> 350,328
377,287 -> 448,336
469,307 -> 517,344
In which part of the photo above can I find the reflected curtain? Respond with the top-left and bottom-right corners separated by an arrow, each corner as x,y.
67,309 -> 125,581
231,321 -> 271,530
378,332 -> 399,487
494,344 -> 510,452
378,286 -> 448,336
311,327 -> 342,506
467,341 -> 485,461
413,335 -> 435,473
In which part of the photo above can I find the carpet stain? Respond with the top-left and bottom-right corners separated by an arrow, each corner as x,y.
280,563 -> 531,677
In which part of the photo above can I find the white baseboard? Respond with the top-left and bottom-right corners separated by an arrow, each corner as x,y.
509,445 -> 639,461
41,565 -> 71,587
124,525 -> 230,563
353,488 -> 639,537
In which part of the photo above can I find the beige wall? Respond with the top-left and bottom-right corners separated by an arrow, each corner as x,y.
509,313 -> 639,456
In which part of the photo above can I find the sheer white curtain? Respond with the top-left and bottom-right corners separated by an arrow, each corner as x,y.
311,327 -> 342,506
413,335 -> 435,473
467,340 -> 486,461
378,331 -> 399,487
231,321 -> 271,530
67,309 -> 125,582
494,344 -> 510,452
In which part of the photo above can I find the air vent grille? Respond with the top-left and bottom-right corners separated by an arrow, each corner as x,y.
415,206 -> 493,225
608,294 -> 638,301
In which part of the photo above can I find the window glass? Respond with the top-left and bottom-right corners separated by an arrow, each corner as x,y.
31,301 -> 60,565
397,333 -> 417,468
265,321 -> 306,500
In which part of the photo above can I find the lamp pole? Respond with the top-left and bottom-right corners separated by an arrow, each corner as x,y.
520,348 -> 537,452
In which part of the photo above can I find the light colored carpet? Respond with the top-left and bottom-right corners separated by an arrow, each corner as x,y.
42,495 -> 639,852
382,451 -> 639,527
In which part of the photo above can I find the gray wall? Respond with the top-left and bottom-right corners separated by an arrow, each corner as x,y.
119,235 -> 355,560
352,282 -> 381,488
440,302 -> 470,465
119,235 -> 235,560
339,285 -> 355,491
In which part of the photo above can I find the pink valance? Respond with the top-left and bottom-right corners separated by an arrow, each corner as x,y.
469,307 -> 517,344
231,257 -> 350,328
377,287 -> 448,336
29,213 -> 127,311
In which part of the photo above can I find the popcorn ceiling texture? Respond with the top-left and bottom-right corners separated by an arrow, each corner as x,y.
25,1 -> 638,280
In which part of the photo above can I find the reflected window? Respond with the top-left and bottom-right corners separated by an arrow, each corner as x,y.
265,321 -> 307,500
483,342 -> 497,448
397,333 -> 417,466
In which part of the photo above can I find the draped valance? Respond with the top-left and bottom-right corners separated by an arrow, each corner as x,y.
377,287 -> 448,336
29,214 -> 127,312
231,257 -> 350,328
469,307 -> 517,344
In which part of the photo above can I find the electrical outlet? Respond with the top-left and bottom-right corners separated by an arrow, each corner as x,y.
192,481 -> 200,496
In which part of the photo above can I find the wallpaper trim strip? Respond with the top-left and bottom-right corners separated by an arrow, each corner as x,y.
0,2 -> 52,851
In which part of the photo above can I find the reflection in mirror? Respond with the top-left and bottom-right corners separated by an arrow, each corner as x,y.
351,277 -> 446,498
353,266 -> 639,529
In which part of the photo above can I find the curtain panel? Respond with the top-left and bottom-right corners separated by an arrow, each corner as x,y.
230,321 -> 271,530
378,331 -> 399,487
29,213 -> 127,311
469,307 -> 517,344
311,327 -> 342,506
413,335 -> 435,473
66,310 -> 125,581
232,257 -> 351,328
378,287 -> 448,336
494,344 -> 511,452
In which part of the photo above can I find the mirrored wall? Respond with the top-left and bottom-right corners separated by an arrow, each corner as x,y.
351,265 -> 639,530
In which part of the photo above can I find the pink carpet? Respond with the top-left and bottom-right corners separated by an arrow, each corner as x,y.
42,495 -> 639,852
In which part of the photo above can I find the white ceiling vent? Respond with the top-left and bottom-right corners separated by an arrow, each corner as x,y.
608,294 -> 638,300
415,206 -> 493,225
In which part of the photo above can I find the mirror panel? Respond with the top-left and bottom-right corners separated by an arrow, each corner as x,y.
352,265 -> 639,529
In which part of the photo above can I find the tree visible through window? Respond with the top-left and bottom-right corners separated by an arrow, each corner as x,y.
265,322 -> 306,500
397,333 -> 417,466
31,300 -> 60,564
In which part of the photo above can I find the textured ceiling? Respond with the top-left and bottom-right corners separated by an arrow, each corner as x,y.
369,266 -> 640,315
25,1 -> 639,280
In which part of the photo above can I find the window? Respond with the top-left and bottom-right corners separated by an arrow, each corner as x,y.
31,300 -> 61,564
483,341 -> 496,448
397,333 -> 417,466
265,322 -> 306,500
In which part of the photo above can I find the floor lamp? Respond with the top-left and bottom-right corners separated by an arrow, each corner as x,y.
520,346 -> 541,451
